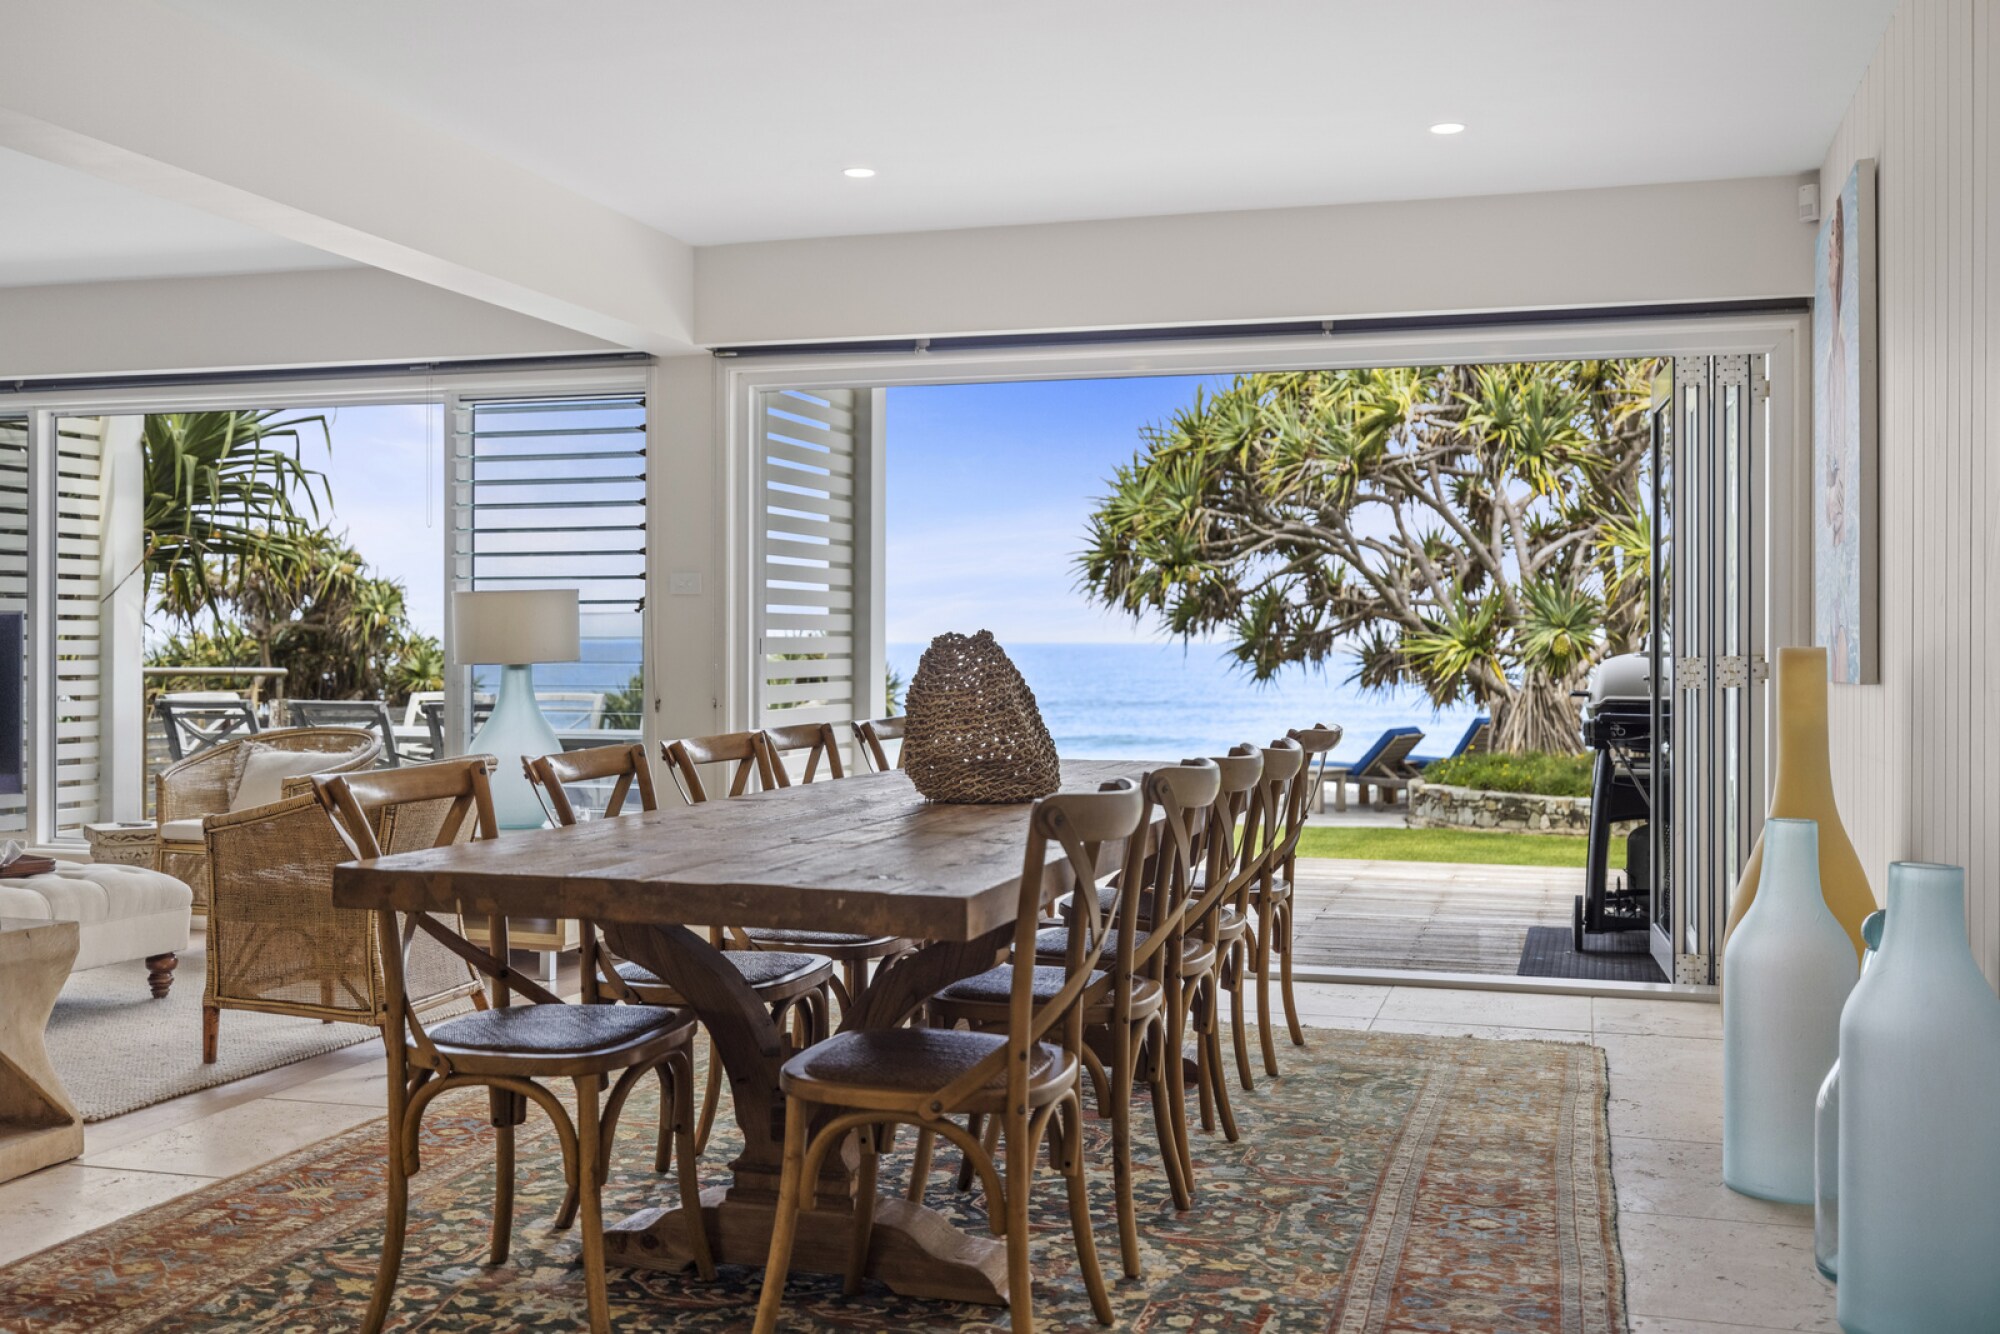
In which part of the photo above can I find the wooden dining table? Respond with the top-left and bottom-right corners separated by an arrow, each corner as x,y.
332,757 -> 1157,1308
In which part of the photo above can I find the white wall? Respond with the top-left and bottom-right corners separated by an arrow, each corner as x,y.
1820,0 -> 2000,984
694,175 -> 1815,346
0,267 -> 615,382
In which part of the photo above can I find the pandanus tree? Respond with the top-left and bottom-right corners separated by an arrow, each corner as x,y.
139,409 -> 334,618
1077,360 -> 1659,754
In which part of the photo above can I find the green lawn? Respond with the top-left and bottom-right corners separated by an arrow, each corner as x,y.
1296,825 -> 1625,869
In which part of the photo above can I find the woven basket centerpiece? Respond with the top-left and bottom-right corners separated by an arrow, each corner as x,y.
902,630 -> 1060,804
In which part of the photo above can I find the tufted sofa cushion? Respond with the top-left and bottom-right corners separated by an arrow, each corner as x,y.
0,863 -> 192,972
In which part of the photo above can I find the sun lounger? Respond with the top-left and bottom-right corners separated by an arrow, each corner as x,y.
1321,726 -> 1425,811
1409,715 -> 1491,767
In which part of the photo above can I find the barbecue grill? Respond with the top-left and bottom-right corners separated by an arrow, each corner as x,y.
1574,648 -> 1670,952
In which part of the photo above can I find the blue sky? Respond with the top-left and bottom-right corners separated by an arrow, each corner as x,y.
234,375 -> 1233,648
884,374 -> 1227,644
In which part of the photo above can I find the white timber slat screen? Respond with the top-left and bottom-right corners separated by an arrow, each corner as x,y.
52,417 -> 105,835
448,394 -> 648,752
0,417 -> 25,835
753,389 -> 871,743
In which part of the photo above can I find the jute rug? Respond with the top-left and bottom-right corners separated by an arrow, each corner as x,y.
48,944 -> 378,1121
0,1028 -> 1626,1332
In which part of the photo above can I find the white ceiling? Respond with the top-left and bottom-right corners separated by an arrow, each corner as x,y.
0,147 -> 350,288
170,0 -> 1896,247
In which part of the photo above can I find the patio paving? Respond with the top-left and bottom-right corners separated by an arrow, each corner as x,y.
1291,857 -> 1579,976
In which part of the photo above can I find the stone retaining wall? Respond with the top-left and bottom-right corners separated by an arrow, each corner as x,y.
1408,780 -> 1594,835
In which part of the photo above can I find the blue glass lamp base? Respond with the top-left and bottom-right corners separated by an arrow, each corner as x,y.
468,664 -> 563,830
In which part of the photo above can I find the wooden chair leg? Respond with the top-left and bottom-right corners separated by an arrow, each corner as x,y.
1002,1109 -> 1037,1334
668,1050 -> 717,1280
1145,1015 -> 1192,1212
1056,1093 -> 1114,1326
363,1077 -> 416,1334
490,1086 -> 527,1259
653,1064 -> 674,1174
1256,896 -> 1281,1078
906,1125 -> 936,1202
956,1112 -> 985,1193
844,1125 -> 879,1295
574,1074 -> 611,1334
1229,941 -> 1256,1092
1207,988 -> 1241,1143
752,1095 -> 811,1334
201,1004 -> 220,1065
694,1036 -> 722,1155
1110,1019 -> 1141,1279
1278,898 -> 1307,1048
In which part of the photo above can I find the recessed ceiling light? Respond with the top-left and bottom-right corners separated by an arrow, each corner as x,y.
1429,122 -> 1466,135
843,166 -> 877,178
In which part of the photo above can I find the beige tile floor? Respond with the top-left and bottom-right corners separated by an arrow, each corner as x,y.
0,979 -> 1831,1332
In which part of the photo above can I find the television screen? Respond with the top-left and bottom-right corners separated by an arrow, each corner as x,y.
0,612 -> 21,796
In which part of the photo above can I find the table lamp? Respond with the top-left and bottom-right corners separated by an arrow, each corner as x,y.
453,588 -> 580,830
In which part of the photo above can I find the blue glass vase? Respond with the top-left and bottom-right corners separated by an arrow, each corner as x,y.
1813,908 -> 1884,1280
469,664 -> 563,831
1723,818 -> 1857,1202
1838,862 -> 2000,1332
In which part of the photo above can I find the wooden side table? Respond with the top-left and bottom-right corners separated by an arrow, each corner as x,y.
0,917 -> 84,1183
84,821 -> 160,868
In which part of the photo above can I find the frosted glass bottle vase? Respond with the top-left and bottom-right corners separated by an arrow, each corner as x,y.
1722,818 -> 1857,1203
1838,862 -> 2000,1333
1812,908 -> 1883,1280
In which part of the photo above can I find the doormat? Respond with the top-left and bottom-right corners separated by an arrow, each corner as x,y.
1518,925 -> 1668,984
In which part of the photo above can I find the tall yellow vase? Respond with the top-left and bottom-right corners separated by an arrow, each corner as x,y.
1724,646 -> 1877,959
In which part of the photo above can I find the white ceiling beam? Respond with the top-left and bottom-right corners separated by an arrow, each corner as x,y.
0,0 -> 692,353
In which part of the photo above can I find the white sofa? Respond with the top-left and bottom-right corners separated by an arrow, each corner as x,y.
0,863 -> 193,997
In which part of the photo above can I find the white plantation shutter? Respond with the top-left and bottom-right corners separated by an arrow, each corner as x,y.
51,418 -> 105,834
753,388 -> 883,740
0,417 -> 24,835
447,393 -> 648,750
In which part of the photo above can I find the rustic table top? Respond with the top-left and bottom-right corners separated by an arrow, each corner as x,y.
332,759 -> 1155,943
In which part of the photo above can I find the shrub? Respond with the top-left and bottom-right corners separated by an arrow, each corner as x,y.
1423,750 -> 1594,797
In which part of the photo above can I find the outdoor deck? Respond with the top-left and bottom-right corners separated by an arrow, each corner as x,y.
1292,857 -> 1578,977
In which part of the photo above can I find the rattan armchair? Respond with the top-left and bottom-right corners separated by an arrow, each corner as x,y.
200,768 -> 486,1064
155,726 -> 382,913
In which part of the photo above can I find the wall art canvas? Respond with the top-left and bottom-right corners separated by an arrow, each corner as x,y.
1813,159 -> 1878,685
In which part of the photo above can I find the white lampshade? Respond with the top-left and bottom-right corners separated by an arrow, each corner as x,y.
453,589 -> 580,665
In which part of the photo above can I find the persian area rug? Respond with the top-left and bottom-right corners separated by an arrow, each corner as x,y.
0,1028 -> 1627,1333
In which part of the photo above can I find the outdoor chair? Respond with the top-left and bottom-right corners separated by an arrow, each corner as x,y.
419,697 -> 494,759
200,759 -> 486,1063
154,726 -> 382,913
285,699 -> 419,766
155,694 -> 261,762
1242,737 -> 1305,1080
1410,715 -> 1491,768
851,715 -> 906,772
752,781 -> 1139,1334
1321,726 -> 1425,810
316,757 -> 711,1334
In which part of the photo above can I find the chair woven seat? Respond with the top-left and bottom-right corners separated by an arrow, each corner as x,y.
743,928 -> 900,951
1033,926 -> 1146,960
428,1002 -> 690,1056
780,1027 -> 1066,1096
616,950 -> 828,991
935,963 -> 1102,1006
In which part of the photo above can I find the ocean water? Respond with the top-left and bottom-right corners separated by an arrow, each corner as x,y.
890,641 -> 1482,764
522,639 -> 1482,764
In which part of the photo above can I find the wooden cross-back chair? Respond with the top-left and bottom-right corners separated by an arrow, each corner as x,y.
315,757 -> 711,1334
752,780 -> 1144,1334
978,760 -> 1219,1273
1243,737 -> 1306,1081
1272,724 -> 1342,1050
851,715 -> 906,773
663,730 -> 907,1015
529,742 -> 835,1156
1181,745 -> 1265,1145
761,721 -> 846,785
